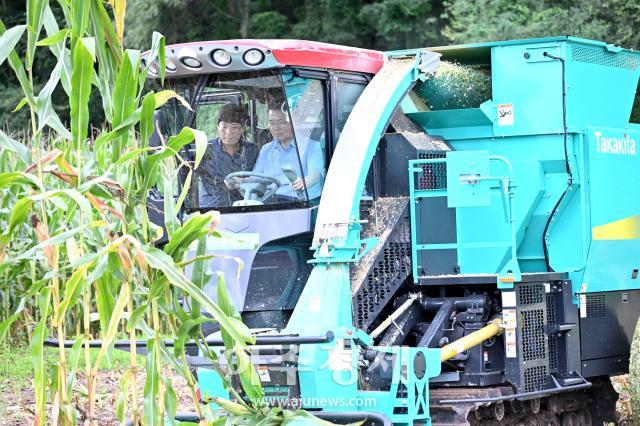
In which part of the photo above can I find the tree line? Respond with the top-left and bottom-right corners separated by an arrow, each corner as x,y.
2,0 -> 640,132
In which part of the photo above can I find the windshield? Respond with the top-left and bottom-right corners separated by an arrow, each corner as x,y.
156,69 -> 327,211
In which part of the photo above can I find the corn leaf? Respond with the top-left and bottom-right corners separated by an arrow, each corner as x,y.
70,37 -> 95,150
71,0 -> 91,40
91,0 -> 122,65
65,337 -> 85,393
0,25 -> 26,67
163,212 -> 215,261
0,130 -> 30,164
46,112 -> 73,140
139,31 -> 165,87
88,0 -> 116,120
0,298 -> 25,343
142,127 -> 197,191
31,287 -> 51,426
36,46 -> 65,131
93,281 -> 130,369
154,89 -> 193,110
112,49 -> 140,161
94,106 -> 142,165
113,0 -> 126,47
42,7 -> 72,94
116,368 -> 133,422
0,172 -> 41,190
4,197 -> 33,239
55,263 -> 91,322
188,236 -> 211,320
30,189 -> 94,224
236,348 -> 264,402
174,317 -> 212,357
16,221 -> 102,263
217,275 -> 242,350
174,169 -> 192,213
140,91 -> 156,148
144,338 -> 161,426
94,274 -> 116,334
126,303 -> 148,332
140,245 -> 254,345
164,377 -> 177,426
193,128 -> 208,169
36,28 -> 69,46
26,0 -> 48,69
0,20 -> 35,105
11,97 -> 28,112
161,171 -> 178,237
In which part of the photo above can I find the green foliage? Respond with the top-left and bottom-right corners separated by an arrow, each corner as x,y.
291,0 -> 368,47
249,11 -> 290,39
359,0 -> 441,49
0,2 -> 266,425
443,0 -> 611,44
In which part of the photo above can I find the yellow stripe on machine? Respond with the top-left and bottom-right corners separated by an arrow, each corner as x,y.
592,214 -> 640,240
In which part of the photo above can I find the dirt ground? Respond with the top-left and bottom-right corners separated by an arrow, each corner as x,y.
0,370 -> 635,425
0,366 -> 195,425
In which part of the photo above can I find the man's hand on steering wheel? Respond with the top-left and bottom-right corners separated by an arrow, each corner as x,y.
224,171 -> 281,203
291,177 -> 304,190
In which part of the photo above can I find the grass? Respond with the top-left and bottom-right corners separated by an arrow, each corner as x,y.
0,340 -> 143,420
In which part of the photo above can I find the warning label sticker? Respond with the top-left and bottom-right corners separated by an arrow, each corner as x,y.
497,103 -> 514,126
258,366 -> 271,382
503,308 -> 517,358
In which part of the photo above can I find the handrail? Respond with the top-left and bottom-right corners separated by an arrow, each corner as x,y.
43,330 -> 334,349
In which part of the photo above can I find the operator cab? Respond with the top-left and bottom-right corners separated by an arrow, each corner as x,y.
144,40 -> 383,329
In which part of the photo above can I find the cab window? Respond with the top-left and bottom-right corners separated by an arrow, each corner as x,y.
156,69 -> 327,211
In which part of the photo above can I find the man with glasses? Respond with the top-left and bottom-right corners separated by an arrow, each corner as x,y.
252,107 -> 325,202
197,104 -> 259,207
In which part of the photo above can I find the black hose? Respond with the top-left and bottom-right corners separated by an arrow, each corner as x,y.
541,51 -> 572,272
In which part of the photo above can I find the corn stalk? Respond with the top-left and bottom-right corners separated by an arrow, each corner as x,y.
0,1 -> 265,424
0,1 -> 336,423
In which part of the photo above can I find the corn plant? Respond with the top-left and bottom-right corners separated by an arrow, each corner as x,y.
0,1 -> 268,424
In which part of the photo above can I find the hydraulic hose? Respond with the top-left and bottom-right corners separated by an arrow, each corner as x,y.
541,51 -> 572,271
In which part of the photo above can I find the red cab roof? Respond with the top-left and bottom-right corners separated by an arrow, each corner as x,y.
165,39 -> 384,74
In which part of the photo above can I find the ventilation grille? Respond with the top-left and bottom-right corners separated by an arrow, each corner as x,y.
570,45 -> 639,70
352,198 -> 412,331
355,241 -> 411,328
518,283 -> 544,305
524,365 -> 548,393
546,293 -> 558,372
513,282 -> 550,394
586,293 -> 606,318
522,309 -> 547,362
417,152 -> 447,190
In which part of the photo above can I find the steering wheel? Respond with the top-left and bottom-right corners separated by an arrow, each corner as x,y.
224,171 -> 281,206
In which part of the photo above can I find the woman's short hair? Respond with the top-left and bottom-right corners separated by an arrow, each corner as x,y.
217,104 -> 247,125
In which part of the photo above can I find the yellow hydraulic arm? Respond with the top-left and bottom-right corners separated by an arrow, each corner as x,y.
440,318 -> 504,362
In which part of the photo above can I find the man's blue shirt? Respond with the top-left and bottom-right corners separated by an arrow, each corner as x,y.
252,138 -> 325,199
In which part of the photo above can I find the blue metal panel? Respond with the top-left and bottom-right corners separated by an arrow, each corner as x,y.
359,347 -> 441,425
566,43 -> 640,129
580,126 -> 640,293
282,51 -> 441,420
445,150 -> 491,208
490,42 -> 565,137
